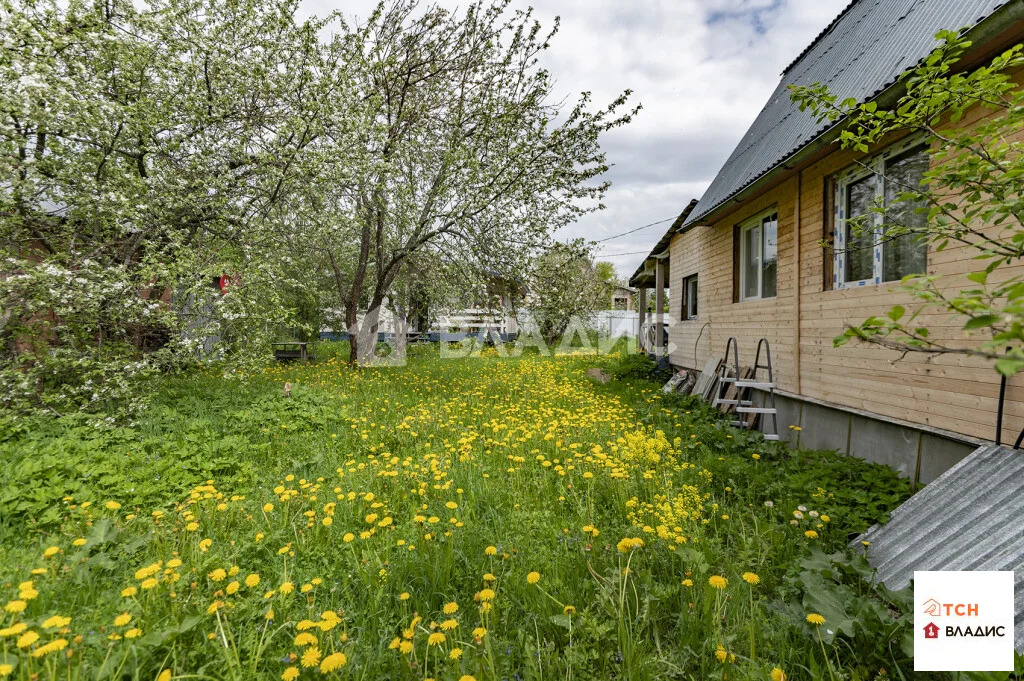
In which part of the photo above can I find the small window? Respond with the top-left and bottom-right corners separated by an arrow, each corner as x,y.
834,137 -> 929,288
738,208 -> 778,301
681,274 -> 698,320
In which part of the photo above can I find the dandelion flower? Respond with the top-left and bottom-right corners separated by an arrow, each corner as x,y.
279,582 -> 294,594
771,668 -> 787,681
245,574 -> 260,588
141,578 -> 158,590
804,530 -> 819,539
300,647 -> 321,668
0,664 -> 13,677
226,581 -> 240,595
806,613 -> 826,626
41,615 -> 71,628
399,592 -> 410,601
72,538 -> 86,547
43,546 -> 59,558
427,632 -> 445,646
708,575 -> 728,590
742,572 -> 760,585
121,586 -> 138,598
563,605 -> 576,615
526,571 -> 540,585
484,546 -> 497,556
682,579 -> 693,587
449,647 -> 463,659
472,627 -> 487,639
343,533 -> 355,543
281,666 -> 299,681
208,568 -> 227,582
459,676 -> 477,681
295,632 -> 318,646
478,588 -> 495,601
320,652 -> 346,672
125,628 -> 142,639
263,503 -> 274,513
17,630 -> 40,648
443,601 -> 459,614
114,613 -> 132,627
399,640 -> 413,654
4,600 -> 26,614
157,670 -> 172,681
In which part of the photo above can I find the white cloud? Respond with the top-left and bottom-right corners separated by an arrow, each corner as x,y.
300,0 -> 851,279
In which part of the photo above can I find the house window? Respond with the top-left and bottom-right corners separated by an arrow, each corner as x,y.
681,274 -> 698,320
834,138 -> 929,288
738,208 -> 778,301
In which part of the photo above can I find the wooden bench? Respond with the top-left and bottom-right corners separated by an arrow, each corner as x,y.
272,341 -> 309,362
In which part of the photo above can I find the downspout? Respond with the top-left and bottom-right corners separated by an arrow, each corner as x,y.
793,170 -> 802,394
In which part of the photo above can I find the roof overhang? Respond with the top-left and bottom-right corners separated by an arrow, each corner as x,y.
628,199 -> 698,287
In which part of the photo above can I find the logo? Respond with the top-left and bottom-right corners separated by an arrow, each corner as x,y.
914,571 -> 1014,672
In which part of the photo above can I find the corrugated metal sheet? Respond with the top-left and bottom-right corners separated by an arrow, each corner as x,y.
685,0 -> 1008,228
857,443 -> 1024,651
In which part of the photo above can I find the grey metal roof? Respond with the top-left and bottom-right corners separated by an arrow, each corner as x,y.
857,443 -> 1024,651
685,0 -> 1008,228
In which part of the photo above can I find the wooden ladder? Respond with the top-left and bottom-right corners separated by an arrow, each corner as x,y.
711,337 -> 780,441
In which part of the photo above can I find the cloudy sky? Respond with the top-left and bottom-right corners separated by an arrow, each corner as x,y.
304,0 -> 852,279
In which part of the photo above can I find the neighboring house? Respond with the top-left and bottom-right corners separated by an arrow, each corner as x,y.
630,0 -> 1024,485
610,285 -> 636,311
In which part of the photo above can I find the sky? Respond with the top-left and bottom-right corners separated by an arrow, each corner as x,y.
302,0 -> 852,280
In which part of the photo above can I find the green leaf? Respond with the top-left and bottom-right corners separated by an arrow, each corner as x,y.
963,315 -> 1000,330
887,305 -> 905,322
995,357 -> 1024,376
549,614 -> 572,630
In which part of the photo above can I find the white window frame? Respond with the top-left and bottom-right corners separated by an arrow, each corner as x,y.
834,134 -> 928,289
738,207 -> 778,302
683,274 -> 698,320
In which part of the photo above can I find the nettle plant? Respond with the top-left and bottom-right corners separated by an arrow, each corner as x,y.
790,32 -> 1024,375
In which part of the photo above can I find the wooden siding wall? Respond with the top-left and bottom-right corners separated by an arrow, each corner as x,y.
667,94 -> 1024,443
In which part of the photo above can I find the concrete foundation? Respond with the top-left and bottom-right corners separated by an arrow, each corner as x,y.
746,388 -> 980,488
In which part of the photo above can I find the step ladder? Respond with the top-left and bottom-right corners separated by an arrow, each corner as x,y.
711,337 -> 780,441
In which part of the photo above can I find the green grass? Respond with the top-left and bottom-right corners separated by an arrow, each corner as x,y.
0,345 -> 953,680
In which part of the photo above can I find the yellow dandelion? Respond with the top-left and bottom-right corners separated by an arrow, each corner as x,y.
442,602 -> 458,614
526,571 -> 540,585
320,652 -> 346,672
294,632 -> 318,647
427,632 -> 445,646
708,575 -> 728,590
742,572 -> 760,585
806,613 -> 826,625
281,666 -> 299,681
300,647 -> 321,668
245,574 -> 260,588
114,613 -> 132,627
4,600 -> 26,614
771,668 -> 787,681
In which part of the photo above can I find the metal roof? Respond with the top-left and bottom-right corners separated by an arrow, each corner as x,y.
857,443 -> 1024,651
685,0 -> 1009,228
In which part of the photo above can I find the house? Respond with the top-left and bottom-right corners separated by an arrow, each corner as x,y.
630,0 -> 1024,485
610,285 -> 636,311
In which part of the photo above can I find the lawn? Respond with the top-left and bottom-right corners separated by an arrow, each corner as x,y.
0,344 -> 920,681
